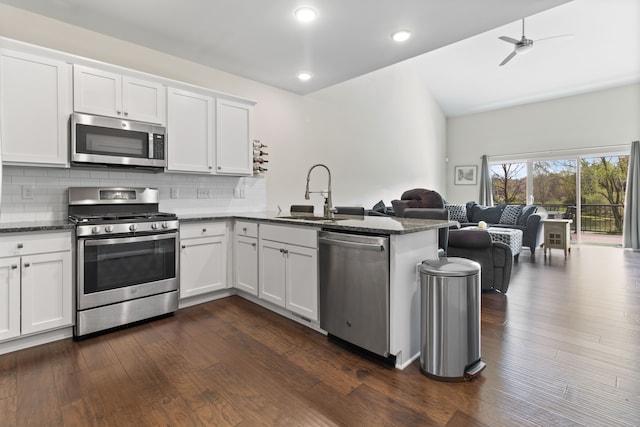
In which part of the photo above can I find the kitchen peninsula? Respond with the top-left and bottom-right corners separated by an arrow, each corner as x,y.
181,212 -> 455,369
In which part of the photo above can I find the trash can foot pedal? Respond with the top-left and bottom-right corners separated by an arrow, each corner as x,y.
464,360 -> 486,380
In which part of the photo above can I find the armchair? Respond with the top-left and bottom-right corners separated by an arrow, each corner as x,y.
391,188 -> 444,217
447,229 -> 513,293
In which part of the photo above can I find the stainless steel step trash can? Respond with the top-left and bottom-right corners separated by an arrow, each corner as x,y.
419,257 -> 486,381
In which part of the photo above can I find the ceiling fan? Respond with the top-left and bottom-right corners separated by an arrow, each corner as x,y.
498,18 -> 572,66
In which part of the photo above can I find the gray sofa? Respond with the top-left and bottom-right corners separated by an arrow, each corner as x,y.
445,201 -> 548,254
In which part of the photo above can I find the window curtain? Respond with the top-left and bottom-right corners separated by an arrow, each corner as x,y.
479,155 -> 493,206
623,140 -> 639,250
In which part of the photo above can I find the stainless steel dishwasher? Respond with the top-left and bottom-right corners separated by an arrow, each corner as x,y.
319,231 -> 390,357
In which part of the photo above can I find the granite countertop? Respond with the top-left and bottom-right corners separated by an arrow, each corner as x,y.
179,211 -> 455,235
0,220 -> 76,233
0,212 -> 454,236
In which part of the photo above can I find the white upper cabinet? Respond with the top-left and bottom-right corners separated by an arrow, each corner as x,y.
167,90 -> 255,176
0,49 -> 72,167
73,64 -> 166,124
166,87 -> 215,173
215,98 -> 253,176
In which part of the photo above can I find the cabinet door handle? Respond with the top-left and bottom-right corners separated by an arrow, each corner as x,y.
242,227 -> 247,233
24,263 -> 31,268
17,243 -> 23,249
202,228 -> 207,233
181,245 -> 186,249
116,110 -> 122,115
124,111 -> 129,116
251,243 -> 256,248
11,265 -> 17,270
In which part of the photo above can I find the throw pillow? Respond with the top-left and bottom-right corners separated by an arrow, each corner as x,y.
372,200 -> 386,213
445,204 -> 467,222
517,205 -> 538,226
500,205 -> 522,225
470,204 -> 504,224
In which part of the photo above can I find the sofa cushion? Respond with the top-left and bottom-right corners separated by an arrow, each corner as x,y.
467,202 -> 504,224
517,205 -> 537,226
500,205 -> 522,225
490,224 -> 526,232
445,204 -> 467,222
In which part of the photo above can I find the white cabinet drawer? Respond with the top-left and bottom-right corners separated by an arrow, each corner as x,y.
180,221 -> 227,239
260,224 -> 317,249
0,232 -> 71,257
235,220 -> 258,238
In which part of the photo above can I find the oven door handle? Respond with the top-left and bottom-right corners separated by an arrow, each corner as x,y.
83,232 -> 177,247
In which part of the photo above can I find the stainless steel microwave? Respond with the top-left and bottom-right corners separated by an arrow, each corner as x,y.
71,113 -> 166,170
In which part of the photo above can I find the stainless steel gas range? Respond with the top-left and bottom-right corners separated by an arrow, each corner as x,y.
68,187 -> 179,337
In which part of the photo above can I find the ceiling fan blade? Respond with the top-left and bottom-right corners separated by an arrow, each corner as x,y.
534,34 -> 574,43
499,51 -> 517,66
499,36 -> 520,44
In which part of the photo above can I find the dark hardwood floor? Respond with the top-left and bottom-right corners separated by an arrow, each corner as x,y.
1,245 -> 638,426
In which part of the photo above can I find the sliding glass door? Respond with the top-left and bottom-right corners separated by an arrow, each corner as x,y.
579,156 -> 627,245
490,153 -> 628,247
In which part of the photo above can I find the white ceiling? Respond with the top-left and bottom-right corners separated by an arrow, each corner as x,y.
413,0 -> 640,116
1,0 -> 638,117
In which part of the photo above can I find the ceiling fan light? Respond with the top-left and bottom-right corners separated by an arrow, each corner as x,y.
391,30 -> 411,42
516,44 -> 533,54
294,7 -> 318,23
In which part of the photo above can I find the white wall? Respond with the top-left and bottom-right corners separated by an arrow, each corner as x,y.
446,83 -> 640,203
281,59 -> 447,212
0,3 -> 447,216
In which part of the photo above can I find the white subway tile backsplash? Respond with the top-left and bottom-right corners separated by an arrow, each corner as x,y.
0,166 -> 266,222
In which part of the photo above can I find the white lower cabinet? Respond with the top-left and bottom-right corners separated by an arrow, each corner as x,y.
0,231 -> 73,343
234,221 -> 258,296
258,224 -> 318,321
0,257 -> 20,341
179,222 -> 228,299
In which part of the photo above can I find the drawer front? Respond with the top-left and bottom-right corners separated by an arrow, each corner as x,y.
260,223 -> 317,249
180,221 -> 227,239
235,220 -> 258,238
0,231 -> 72,257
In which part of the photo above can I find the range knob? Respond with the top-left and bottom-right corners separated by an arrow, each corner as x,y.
161,222 -> 169,229
151,223 -> 159,230
129,224 -> 137,232
91,226 -> 101,234
105,225 -> 114,233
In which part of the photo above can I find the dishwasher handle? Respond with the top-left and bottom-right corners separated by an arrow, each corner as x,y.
319,236 -> 386,251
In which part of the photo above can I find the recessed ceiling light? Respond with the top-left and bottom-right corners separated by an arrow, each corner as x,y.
294,7 -> 318,23
297,72 -> 312,81
391,30 -> 412,42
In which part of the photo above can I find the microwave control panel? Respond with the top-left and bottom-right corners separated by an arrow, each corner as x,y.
152,134 -> 165,160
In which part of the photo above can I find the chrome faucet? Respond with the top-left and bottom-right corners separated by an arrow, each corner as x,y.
304,163 -> 334,218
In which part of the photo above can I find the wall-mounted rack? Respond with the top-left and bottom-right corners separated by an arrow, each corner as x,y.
253,139 -> 268,175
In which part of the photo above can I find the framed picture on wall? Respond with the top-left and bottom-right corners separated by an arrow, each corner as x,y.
454,165 -> 477,185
